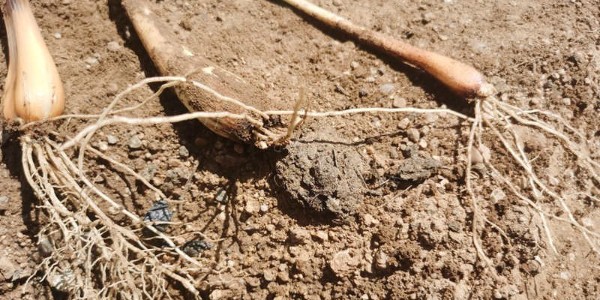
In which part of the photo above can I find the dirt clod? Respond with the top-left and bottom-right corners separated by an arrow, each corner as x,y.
275,128 -> 367,221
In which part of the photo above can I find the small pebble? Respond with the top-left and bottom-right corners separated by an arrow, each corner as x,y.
397,118 -> 410,130
263,269 -> 277,282
379,83 -> 395,95
53,32 -> 62,39
350,61 -> 360,69
312,230 -> 329,242
0,195 -> 8,207
470,146 -> 484,164
128,136 -> 142,149
215,188 -> 229,203
244,198 -> 260,214
392,96 -> 407,108
363,214 -> 379,227
97,142 -> 108,151
374,250 -> 388,270
581,217 -> 594,228
107,41 -> 121,51
421,12 -> 435,24
329,249 -> 360,277
407,128 -> 420,142
259,204 -> 269,213
246,277 -> 261,288
490,189 -> 506,203
209,290 -> 227,300
84,56 -> 99,65
107,135 -> 118,145
289,227 -> 310,244
182,239 -> 212,257
424,113 -> 438,124
358,89 -> 368,97
179,146 -> 190,157
37,235 -> 53,257
143,200 -> 172,231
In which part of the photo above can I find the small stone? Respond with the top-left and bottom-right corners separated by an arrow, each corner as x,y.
37,235 -> 54,257
182,239 -> 212,257
490,189 -> 506,203
107,41 -> 121,51
392,96 -> 407,108
569,51 -> 587,65
470,146 -> 484,164
424,113 -> 438,124
407,128 -> 420,143
53,32 -> 62,39
373,250 -> 388,270
0,256 -> 17,281
246,277 -> 261,288
358,89 -> 368,97
141,164 -> 157,181
332,0 -> 342,6
179,19 -> 193,31
397,118 -> 410,130
209,290 -> 228,300
289,227 -> 310,244
363,214 -> 379,227
379,83 -> 395,95
259,204 -> 269,213
244,198 -> 260,214
84,56 -> 99,65
478,145 -> 491,161
106,135 -> 118,145
0,195 -> 8,210
312,230 -> 329,242
329,249 -> 360,277
277,270 -> 290,283
263,269 -> 277,282
179,146 -> 190,157
97,142 -> 108,151
143,200 -> 172,231
350,61 -> 360,69
215,188 -> 229,203
581,217 -> 594,228
421,12 -> 435,24
128,136 -> 142,149
447,221 -> 461,232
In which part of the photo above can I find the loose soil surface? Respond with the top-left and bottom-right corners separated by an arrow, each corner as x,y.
1,0 -> 599,299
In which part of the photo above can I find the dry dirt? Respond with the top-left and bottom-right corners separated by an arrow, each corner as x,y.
1,0 -> 599,299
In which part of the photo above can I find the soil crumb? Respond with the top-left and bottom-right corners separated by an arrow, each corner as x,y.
275,127 -> 367,222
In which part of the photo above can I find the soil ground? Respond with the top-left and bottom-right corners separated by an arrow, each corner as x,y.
0,0 -> 599,299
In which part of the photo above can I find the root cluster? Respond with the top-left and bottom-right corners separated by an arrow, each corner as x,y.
18,76 -> 599,298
